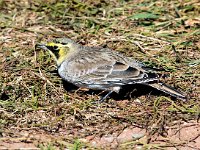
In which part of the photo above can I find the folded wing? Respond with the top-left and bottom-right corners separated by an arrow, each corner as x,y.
71,60 -> 159,86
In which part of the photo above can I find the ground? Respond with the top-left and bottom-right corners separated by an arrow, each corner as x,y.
0,0 -> 200,149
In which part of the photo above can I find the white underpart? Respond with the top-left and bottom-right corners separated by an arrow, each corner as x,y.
111,86 -> 121,93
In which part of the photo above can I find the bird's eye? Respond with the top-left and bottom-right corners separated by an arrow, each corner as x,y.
53,46 -> 58,49
61,42 -> 67,45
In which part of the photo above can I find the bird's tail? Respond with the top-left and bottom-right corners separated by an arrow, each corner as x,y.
144,82 -> 187,101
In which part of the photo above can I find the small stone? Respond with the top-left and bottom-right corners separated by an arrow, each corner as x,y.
117,127 -> 146,143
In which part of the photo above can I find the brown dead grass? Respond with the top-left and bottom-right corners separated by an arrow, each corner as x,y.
0,0 -> 200,149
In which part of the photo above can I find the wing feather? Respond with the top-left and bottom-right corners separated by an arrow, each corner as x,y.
59,48 -> 158,88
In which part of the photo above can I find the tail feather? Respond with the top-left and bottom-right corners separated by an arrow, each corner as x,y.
144,82 -> 187,101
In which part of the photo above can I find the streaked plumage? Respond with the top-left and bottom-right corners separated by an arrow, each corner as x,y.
36,38 -> 186,102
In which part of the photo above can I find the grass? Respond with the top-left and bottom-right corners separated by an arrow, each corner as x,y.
0,0 -> 199,149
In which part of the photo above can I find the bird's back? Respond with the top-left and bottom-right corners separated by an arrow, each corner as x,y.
58,46 -> 159,92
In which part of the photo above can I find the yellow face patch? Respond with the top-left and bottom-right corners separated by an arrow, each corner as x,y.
47,42 -> 62,47
46,42 -> 70,66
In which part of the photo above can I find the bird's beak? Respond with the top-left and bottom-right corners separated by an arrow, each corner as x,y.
35,43 -> 48,50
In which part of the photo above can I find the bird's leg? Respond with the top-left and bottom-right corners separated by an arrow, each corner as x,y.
99,91 -> 113,103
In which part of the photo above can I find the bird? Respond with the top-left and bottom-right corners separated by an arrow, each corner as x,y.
35,38 -> 187,102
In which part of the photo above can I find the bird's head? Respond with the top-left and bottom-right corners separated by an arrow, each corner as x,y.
35,38 -> 77,66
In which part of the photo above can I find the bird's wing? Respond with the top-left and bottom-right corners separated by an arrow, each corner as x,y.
82,61 -> 158,83
60,49 -> 159,87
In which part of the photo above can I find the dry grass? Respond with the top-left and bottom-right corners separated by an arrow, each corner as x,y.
0,0 -> 200,149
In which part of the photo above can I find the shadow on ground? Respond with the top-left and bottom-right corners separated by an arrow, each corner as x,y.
62,80 -> 177,101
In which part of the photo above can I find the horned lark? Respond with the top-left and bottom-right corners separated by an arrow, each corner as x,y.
35,38 -> 186,102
